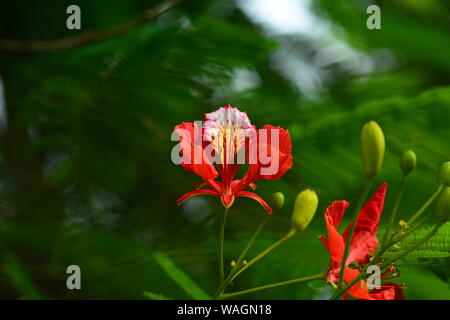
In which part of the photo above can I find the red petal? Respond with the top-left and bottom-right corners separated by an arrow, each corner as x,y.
177,189 -> 219,205
322,203 -> 347,267
235,191 -> 273,213
325,200 -> 350,229
258,125 -> 293,180
371,282 -> 405,300
344,183 -> 387,265
355,183 -> 387,233
238,125 -> 292,190
334,268 -> 396,300
320,201 -> 349,266
174,122 -> 218,181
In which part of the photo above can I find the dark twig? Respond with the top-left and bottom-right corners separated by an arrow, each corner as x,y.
0,0 -> 181,53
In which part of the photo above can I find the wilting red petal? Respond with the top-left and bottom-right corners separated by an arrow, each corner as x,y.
320,201 -> 349,266
322,206 -> 347,268
344,183 -> 387,265
234,191 -> 273,213
177,189 -> 220,205
175,122 -> 218,181
325,200 -> 350,230
354,183 -> 387,234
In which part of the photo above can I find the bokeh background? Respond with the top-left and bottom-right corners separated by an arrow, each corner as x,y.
0,0 -> 449,299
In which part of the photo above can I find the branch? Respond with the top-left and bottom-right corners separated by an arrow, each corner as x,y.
0,0 -> 182,53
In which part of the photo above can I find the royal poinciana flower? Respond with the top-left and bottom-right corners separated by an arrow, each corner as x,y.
320,183 -> 404,300
174,105 -> 292,213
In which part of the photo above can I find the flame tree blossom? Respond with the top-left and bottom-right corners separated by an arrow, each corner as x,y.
174,105 -> 292,213
320,183 -> 404,300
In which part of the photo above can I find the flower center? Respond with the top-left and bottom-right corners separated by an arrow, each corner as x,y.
203,105 -> 255,165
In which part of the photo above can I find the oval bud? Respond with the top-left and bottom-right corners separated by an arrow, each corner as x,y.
291,189 -> 319,232
437,161 -> 450,186
268,192 -> 285,212
360,121 -> 385,178
400,150 -> 417,176
436,187 -> 450,223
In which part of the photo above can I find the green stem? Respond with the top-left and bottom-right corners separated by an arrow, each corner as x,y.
214,228 -> 297,299
232,214 -> 271,274
219,207 -> 229,283
380,175 -> 407,250
390,213 -> 433,244
406,185 -> 444,226
219,273 -> 326,299
336,176 -> 374,293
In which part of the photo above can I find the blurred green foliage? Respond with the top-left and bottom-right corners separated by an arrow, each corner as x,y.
0,0 -> 449,299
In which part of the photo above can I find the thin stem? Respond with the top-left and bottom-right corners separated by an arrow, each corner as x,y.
232,214 -> 271,274
219,207 -> 229,283
219,273 -> 326,299
214,228 -> 297,299
229,229 -> 296,283
406,185 -> 444,225
390,213 -> 433,244
336,177 -> 374,292
380,175 -> 407,250
381,224 -> 441,268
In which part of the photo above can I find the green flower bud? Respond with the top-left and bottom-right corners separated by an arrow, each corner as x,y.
360,121 -> 385,178
291,189 -> 318,232
437,161 -> 450,186
268,192 -> 285,212
436,187 -> 450,223
400,150 -> 417,176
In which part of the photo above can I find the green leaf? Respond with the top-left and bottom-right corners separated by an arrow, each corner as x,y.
154,252 -> 210,300
385,222 -> 450,261
143,291 -> 173,300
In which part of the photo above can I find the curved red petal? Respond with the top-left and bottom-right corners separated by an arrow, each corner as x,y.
320,201 -> 349,269
174,122 -> 218,181
325,200 -> 350,230
258,125 -> 293,180
235,191 -> 273,213
321,203 -> 348,268
177,189 -> 220,205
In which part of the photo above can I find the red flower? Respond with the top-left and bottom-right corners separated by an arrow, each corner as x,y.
319,183 -> 404,300
174,105 -> 292,213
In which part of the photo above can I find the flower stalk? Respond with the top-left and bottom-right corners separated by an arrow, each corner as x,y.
219,207 -> 229,282
231,214 -> 271,274
380,175 -> 407,250
214,228 -> 297,299
335,176 -> 374,293
219,272 -> 326,299
405,184 -> 444,225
